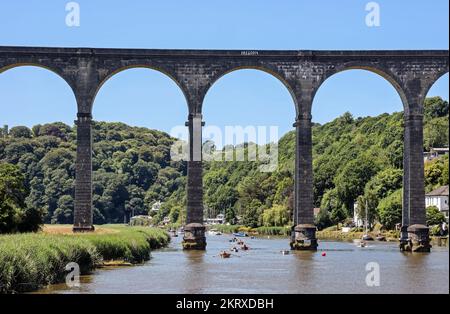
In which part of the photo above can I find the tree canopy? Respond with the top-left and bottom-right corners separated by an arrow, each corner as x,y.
0,97 -> 448,232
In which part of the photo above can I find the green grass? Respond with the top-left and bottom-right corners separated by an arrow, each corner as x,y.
0,225 -> 170,294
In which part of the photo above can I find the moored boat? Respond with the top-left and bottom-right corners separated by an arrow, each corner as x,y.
376,235 -> 386,241
207,229 -> 222,236
362,234 -> 374,241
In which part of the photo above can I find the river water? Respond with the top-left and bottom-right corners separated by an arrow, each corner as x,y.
36,235 -> 449,294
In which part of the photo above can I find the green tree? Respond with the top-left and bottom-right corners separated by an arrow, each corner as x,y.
426,206 -> 446,226
242,199 -> 263,228
0,163 -> 30,233
377,189 -> 402,230
424,117 -> 449,149
425,155 -> 449,190
330,206 -> 347,225
9,126 -> 32,139
424,96 -> 449,119
262,204 -> 289,227
334,155 -> 381,212
38,122 -> 72,140
315,208 -> 332,230
364,168 -> 403,200
51,195 -> 74,224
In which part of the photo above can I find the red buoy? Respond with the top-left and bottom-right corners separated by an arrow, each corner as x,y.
322,252 -> 326,257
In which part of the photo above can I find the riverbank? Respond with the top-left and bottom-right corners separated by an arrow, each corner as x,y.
209,224 -> 291,236
0,225 -> 170,294
316,230 -> 399,241
208,225 -> 449,246
209,224 -> 401,241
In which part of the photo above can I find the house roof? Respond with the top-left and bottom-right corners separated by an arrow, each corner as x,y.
426,185 -> 449,196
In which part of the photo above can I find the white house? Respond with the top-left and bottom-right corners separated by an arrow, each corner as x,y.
150,201 -> 162,212
425,185 -> 449,220
205,213 -> 226,225
424,147 -> 449,162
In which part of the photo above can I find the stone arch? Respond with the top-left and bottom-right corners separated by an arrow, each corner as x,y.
422,70 -> 450,102
200,65 -> 300,115
91,64 -> 190,114
309,64 -> 408,225
314,63 -> 408,115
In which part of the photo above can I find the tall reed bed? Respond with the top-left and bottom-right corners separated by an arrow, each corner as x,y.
0,226 -> 169,294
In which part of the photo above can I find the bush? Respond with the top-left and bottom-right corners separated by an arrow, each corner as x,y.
0,234 -> 99,293
129,216 -> 152,227
9,126 -> 32,139
0,226 -> 169,293
377,189 -> 402,230
430,225 -> 442,236
0,163 -> 41,234
315,208 -> 332,230
426,206 -> 446,226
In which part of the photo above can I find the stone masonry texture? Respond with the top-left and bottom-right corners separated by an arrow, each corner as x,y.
0,46 -> 448,233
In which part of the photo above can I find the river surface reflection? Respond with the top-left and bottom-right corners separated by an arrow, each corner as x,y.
36,235 -> 449,294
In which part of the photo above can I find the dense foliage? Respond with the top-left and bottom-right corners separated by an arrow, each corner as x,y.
0,97 -> 448,232
203,97 -> 448,230
0,122 -> 186,230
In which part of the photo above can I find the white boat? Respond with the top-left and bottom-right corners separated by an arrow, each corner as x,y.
207,230 -> 222,236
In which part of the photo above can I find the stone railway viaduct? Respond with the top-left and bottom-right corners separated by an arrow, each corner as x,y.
0,46 -> 448,252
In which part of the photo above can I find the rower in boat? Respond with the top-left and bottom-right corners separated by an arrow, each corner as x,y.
219,251 -> 231,258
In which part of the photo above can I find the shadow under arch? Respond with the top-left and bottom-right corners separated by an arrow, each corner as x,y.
314,65 -> 408,115
91,65 -> 190,114
201,66 -> 299,116
0,63 -> 77,109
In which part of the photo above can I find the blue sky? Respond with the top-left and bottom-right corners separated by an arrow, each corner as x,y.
0,0 -> 448,142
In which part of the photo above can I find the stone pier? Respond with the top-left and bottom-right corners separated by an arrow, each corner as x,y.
291,115 -> 317,251
182,114 -> 206,250
73,113 -> 94,232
